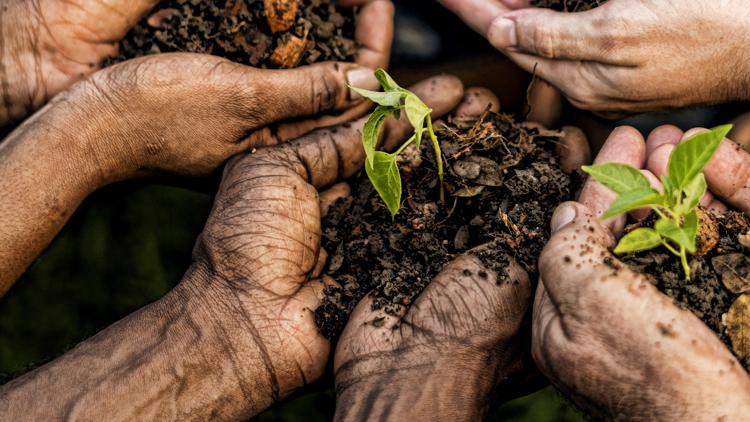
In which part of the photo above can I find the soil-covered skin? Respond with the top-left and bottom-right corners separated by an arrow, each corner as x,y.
621,211 -> 750,371
531,0 -> 606,11
107,0 -> 357,68
315,110 -> 580,339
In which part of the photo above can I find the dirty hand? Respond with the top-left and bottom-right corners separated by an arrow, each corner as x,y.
0,75 -> 458,421
0,53 -> 383,295
534,125 -> 750,420
0,0 -> 393,127
439,0 -> 750,113
332,89 -> 589,422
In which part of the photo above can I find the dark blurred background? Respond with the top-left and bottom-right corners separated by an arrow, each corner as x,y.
2,1 -> 749,420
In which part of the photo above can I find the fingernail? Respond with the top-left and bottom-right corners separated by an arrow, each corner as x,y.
347,68 -> 379,101
551,203 -> 577,233
487,17 -> 517,50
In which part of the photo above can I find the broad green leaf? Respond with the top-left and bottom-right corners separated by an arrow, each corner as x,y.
375,69 -> 401,92
365,151 -> 402,217
614,228 -> 662,254
582,163 -> 652,194
600,188 -> 664,220
683,211 -> 699,252
655,217 -> 697,254
404,94 -> 431,148
362,106 -> 398,167
676,173 -> 707,215
349,87 -> 403,107
668,124 -> 732,189
660,174 -> 677,206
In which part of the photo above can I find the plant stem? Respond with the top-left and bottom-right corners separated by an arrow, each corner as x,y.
679,246 -> 691,281
395,134 -> 417,156
426,115 -> 444,202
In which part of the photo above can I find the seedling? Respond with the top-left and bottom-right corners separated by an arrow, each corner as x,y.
582,125 -> 732,280
350,69 -> 443,217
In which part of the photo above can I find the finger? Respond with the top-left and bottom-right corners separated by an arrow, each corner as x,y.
730,111 -> 750,152
488,8 -> 615,62
629,170 -> 662,221
646,125 -> 683,156
454,87 -> 501,118
253,62 -> 379,123
352,0 -> 395,69
526,79 -> 563,129
579,126 -> 646,235
319,182 -> 351,218
312,248 -> 329,279
439,0 -> 513,35
380,76 -> 465,151
556,126 -> 591,174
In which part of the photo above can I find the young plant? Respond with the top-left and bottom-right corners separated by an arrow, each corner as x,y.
349,69 -> 444,217
582,124 -> 732,280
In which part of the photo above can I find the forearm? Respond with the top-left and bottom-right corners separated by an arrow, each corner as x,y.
0,266 -> 280,421
334,344 -> 501,422
0,98 -> 134,294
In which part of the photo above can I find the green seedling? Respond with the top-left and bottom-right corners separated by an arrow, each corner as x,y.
350,69 -> 443,217
582,124 -> 732,280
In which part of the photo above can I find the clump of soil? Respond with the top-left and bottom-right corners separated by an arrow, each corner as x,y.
107,0 -> 358,69
621,211 -> 750,371
314,110 -> 580,339
531,0 -> 606,11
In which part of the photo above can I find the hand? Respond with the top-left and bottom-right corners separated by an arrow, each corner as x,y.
0,0 -> 393,126
0,75 -> 462,420
332,89 -> 588,421
440,0 -> 750,113
0,54 -> 388,294
533,126 -> 750,420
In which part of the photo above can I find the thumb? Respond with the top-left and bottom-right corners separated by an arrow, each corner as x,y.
247,62 -> 379,127
487,8 -> 606,60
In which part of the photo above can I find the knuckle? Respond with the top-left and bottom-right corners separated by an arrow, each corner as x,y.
309,63 -> 342,112
532,26 -> 557,59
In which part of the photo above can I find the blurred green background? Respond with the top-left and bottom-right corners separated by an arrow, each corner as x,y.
0,181 -> 585,421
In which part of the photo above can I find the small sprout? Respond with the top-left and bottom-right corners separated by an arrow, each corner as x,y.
350,69 -> 444,217
583,125 -> 732,280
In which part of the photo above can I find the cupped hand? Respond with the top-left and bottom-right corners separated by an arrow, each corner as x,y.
181,75 -> 463,414
440,0 -> 750,113
533,125 -> 750,420
332,89 -> 589,422
0,0 -> 393,126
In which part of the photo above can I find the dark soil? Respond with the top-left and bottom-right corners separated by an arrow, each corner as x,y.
621,211 -> 750,371
531,0 -> 606,11
314,110 -> 580,339
106,0 -> 358,69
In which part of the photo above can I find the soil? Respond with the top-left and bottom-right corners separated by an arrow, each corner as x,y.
531,0 -> 606,11
106,0 -> 358,69
314,110 -> 580,339
621,211 -> 750,371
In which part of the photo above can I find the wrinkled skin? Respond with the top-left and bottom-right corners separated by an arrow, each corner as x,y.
440,0 -> 750,113
534,126 -> 750,420
0,54 -> 388,295
0,0 -> 393,127
332,88 -> 588,421
0,75 -> 462,420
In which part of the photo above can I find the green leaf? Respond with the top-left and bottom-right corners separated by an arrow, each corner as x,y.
375,69 -> 401,92
600,188 -> 664,220
683,211 -> 699,252
404,94 -> 431,148
362,106 -> 398,167
365,151 -> 402,217
614,228 -> 662,254
582,163 -> 653,194
660,174 -> 676,205
676,173 -> 707,215
667,124 -> 732,189
655,217 -> 697,254
349,87 -> 403,107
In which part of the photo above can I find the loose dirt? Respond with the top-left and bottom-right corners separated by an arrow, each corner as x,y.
621,211 -> 750,371
106,0 -> 357,68
315,110 -> 580,339
531,0 -> 606,11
